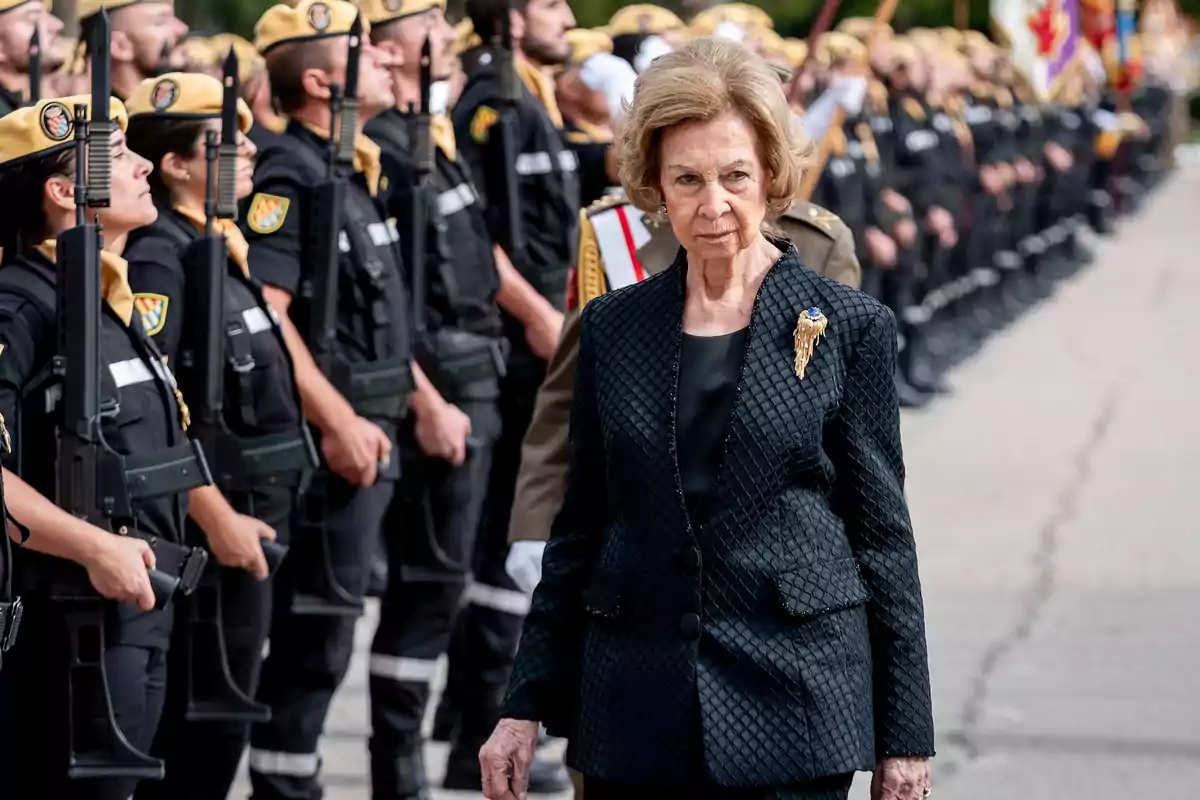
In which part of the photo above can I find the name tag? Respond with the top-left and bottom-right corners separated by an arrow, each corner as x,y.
933,114 -> 952,133
829,157 -> 855,178
437,184 -> 476,217
109,358 -> 154,388
965,106 -> 992,124
242,306 -> 273,335
367,221 -> 398,246
905,130 -> 938,152
515,151 -> 552,176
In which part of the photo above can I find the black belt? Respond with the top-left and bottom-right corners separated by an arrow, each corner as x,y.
209,426 -> 318,490
118,441 -> 213,506
333,357 -> 414,420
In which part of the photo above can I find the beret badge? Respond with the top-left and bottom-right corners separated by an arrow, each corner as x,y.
40,102 -> 73,142
308,2 -> 333,32
151,78 -> 179,111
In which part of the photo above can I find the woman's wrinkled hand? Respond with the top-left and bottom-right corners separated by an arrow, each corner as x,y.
871,756 -> 932,800
479,718 -> 539,800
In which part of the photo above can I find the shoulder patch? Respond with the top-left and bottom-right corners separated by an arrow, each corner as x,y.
133,293 -> 169,336
470,105 -> 499,144
585,193 -> 628,217
789,202 -> 840,238
247,193 -> 290,235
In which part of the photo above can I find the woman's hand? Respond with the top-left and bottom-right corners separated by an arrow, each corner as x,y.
479,718 -> 539,800
871,756 -> 932,800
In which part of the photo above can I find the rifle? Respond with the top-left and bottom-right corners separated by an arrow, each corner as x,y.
51,8 -> 211,780
27,28 -> 40,105
172,48 -> 306,725
492,0 -> 526,266
290,14 -> 366,617
402,35 -> 434,338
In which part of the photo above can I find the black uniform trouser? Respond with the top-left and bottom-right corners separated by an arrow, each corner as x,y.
248,472 -> 395,800
136,492 -> 294,800
0,591 -> 172,800
442,362 -> 543,765
369,394 -> 501,798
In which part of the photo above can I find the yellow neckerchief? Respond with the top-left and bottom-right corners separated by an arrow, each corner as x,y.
515,58 -> 564,129
432,114 -> 457,162
259,114 -> 287,135
301,122 -> 383,197
566,118 -> 612,144
173,204 -> 250,277
854,122 -> 880,163
34,239 -> 134,326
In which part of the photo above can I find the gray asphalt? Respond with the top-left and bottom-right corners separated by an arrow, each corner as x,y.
233,164 -> 1200,800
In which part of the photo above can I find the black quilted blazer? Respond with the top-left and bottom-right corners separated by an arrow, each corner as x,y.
502,242 -> 934,787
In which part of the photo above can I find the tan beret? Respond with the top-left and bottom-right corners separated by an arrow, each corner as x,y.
125,73 -> 253,133
608,4 -> 685,36
353,0 -> 442,28
207,34 -> 267,83
0,0 -> 50,14
77,0 -> 142,22
255,0 -> 370,55
0,95 -> 127,166
565,28 -> 613,66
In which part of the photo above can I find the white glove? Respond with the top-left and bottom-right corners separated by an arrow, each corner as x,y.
713,21 -> 746,43
505,540 -> 547,595
428,80 -> 451,116
579,52 -> 639,122
833,74 -> 869,117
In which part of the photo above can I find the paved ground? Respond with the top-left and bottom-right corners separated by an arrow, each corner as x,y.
233,165 -> 1200,799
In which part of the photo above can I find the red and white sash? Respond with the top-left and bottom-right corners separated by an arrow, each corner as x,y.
590,204 -> 653,290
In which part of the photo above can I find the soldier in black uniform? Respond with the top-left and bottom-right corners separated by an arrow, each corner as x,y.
238,2 -> 411,797
886,38 -> 959,397
121,72 -> 315,800
0,0 -> 66,116
0,95 -> 206,800
357,0 -> 501,796
443,0 -> 578,792
76,0 -> 190,100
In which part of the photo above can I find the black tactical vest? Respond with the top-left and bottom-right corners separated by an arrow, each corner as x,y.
134,212 -> 315,494
286,127 -> 414,422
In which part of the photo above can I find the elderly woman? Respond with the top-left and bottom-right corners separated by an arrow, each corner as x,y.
480,37 -> 934,800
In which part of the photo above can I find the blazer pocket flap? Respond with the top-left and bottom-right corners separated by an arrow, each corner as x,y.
774,558 -> 870,619
582,568 -> 622,619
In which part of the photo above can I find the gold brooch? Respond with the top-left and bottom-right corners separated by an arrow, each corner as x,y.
792,307 -> 828,380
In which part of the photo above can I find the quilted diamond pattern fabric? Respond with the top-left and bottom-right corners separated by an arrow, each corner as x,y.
502,243 -> 934,787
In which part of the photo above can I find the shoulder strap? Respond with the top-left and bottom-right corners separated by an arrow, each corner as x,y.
0,262 -> 57,328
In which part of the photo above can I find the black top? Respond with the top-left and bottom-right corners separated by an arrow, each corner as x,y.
676,327 -> 747,526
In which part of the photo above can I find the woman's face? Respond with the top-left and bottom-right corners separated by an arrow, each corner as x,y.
100,129 -> 156,234
658,112 -> 769,260
173,119 -> 258,202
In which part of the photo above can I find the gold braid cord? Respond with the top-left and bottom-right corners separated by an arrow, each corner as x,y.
576,211 -> 609,309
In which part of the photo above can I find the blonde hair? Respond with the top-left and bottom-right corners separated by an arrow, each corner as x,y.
616,36 -> 812,219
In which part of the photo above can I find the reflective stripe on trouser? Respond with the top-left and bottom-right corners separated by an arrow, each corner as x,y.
250,476 -> 395,800
136,499 -> 292,800
370,403 -> 499,800
443,371 -> 539,766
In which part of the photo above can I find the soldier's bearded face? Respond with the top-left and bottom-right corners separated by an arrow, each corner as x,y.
0,3 -> 66,73
113,4 -> 189,77
521,0 -> 576,66
658,112 -> 769,260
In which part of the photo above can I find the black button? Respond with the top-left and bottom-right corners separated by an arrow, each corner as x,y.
680,612 -> 701,641
679,547 -> 702,572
